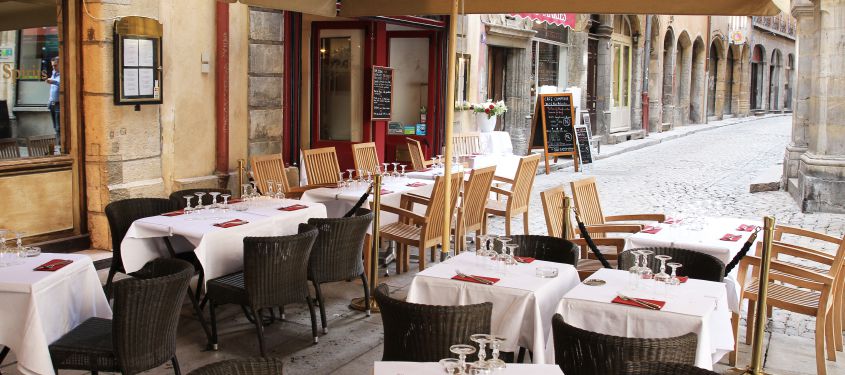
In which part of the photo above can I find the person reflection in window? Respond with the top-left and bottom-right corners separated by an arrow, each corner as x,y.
46,56 -> 60,147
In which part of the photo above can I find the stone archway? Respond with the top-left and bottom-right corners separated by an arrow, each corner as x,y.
706,39 -> 724,117
750,44 -> 766,110
769,49 -> 782,112
689,37 -> 706,123
724,46 -> 735,115
660,27 -> 675,128
673,31 -> 692,126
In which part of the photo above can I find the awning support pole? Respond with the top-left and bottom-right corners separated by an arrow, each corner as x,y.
441,0 -> 458,259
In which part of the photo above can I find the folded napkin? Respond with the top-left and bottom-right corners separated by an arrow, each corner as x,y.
664,217 -> 683,225
640,226 -> 662,234
611,296 -> 665,310
514,256 -> 535,264
380,189 -> 394,195
214,219 -> 249,228
279,204 -> 308,211
228,198 -> 243,204
34,259 -> 73,272
406,182 -> 428,188
720,233 -> 742,242
420,168 -> 433,172
161,209 -> 185,217
677,276 -> 689,283
451,274 -> 500,285
737,224 -> 757,232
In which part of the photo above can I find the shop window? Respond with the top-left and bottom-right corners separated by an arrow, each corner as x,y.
317,31 -> 363,142
16,27 -> 58,107
530,22 -> 569,102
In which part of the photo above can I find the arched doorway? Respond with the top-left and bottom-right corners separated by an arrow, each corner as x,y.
689,37 -> 706,123
785,54 -> 794,110
769,49 -> 782,111
724,46 -> 735,115
661,27 -> 675,127
750,44 -> 765,110
706,40 -> 722,117
674,32 -> 692,126
609,15 -> 634,132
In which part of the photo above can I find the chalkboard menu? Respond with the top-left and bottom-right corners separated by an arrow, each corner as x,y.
575,125 -> 593,164
529,93 -> 580,173
371,66 -> 394,121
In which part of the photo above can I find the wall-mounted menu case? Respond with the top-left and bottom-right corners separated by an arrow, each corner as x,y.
113,16 -> 163,105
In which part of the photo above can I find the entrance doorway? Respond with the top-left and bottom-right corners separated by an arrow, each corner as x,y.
487,47 -> 508,103
750,45 -> 765,110
610,16 -> 633,133
724,47 -> 734,115
769,49 -> 782,111
586,38 -> 598,135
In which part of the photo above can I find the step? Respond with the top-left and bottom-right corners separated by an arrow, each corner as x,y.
660,123 -> 672,132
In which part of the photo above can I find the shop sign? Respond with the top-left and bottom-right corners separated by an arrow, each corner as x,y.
512,13 -> 576,29
730,30 -> 746,44
0,47 -> 13,62
403,125 -> 416,135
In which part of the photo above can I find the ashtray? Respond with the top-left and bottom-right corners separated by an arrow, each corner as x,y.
26,246 -> 41,257
535,266 -> 558,278
583,279 -> 606,286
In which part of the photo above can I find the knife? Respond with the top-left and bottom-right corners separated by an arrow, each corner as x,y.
456,272 -> 493,285
617,294 -> 660,310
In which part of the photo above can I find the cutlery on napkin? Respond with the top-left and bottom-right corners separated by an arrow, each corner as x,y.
406,182 -> 428,187
720,233 -> 742,242
279,204 -> 308,211
379,189 -> 394,195
640,226 -> 662,234
34,259 -> 73,271
614,294 -> 664,310
513,256 -> 535,263
452,269 -> 498,285
214,219 -> 249,228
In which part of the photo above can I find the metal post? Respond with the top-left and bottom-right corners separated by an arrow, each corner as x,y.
750,216 -> 776,374
351,174 -> 382,314
237,159 -> 245,197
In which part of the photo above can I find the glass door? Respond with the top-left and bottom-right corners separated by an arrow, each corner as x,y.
610,39 -> 632,132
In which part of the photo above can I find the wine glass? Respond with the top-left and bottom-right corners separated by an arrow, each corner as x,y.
241,184 -> 251,200
337,171 -> 345,189
265,180 -> 275,198
436,154 -> 443,168
13,231 -> 25,265
638,250 -> 654,281
654,255 -> 672,283
357,169 -> 366,186
486,336 -> 507,369
496,237 -> 512,253
400,165 -> 407,179
346,169 -> 355,186
439,358 -> 461,375
431,157 -> 438,169
627,250 -> 643,288
183,195 -> 194,213
220,194 -> 231,210
391,162 -> 400,178
209,192 -> 221,209
194,192 -> 206,210
275,182 -> 285,199
668,262 -> 683,286
381,163 -> 389,176
449,344 -> 476,373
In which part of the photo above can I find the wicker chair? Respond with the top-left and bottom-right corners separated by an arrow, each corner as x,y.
617,247 -> 726,282
206,225 -> 319,356
307,209 -> 374,333
552,314 -> 698,375
374,284 -> 493,362
493,235 -> 580,266
170,188 -> 232,209
620,361 -> 719,375
48,259 -> 193,375
187,358 -> 284,375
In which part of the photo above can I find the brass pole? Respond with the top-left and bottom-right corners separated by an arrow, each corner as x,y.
748,216 -> 776,374
562,196 -> 572,240
351,173 -> 382,314
237,159 -> 245,197
441,0 -> 458,258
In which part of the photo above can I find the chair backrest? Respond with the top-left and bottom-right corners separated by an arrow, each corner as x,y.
423,172 -> 464,242
617,247 -> 726,282
552,314 -> 697,375
243,225 -> 319,309
540,185 -> 569,239
460,166 -> 496,231
508,154 -> 542,211
307,209 -> 374,282
26,134 -> 55,157
453,133 -> 481,156
570,177 -> 606,226
352,142 -> 380,174
250,153 -> 291,195
303,147 -> 341,185
622,361 -> 720,375
187,358 -> 285,375
169,188 -> 232,209
494,235 -> 580,266
374,283 -> 492,362
406,138 -> 427,171
105,198 -> 176,272
0,138 -> 20,159
112,258 -> 193,374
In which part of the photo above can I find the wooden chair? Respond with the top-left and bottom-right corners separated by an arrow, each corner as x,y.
0,138 -> 20,159
406,138 -> 432,171
26,135 -> 55,157
352,142 -> 380,175
453,133 -> 481,156
250,154 -> 309,199
377,171 -> 463,273
570,176 -> 665,237
455,166 -> 496,253
302,147 -> 341,186
484,154 -> 541,236
734,238 -> 845,375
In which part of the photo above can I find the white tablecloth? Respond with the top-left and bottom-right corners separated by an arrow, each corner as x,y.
373,361 -> 563,375
121,199 -> 327,281
552,268 -> 733,370
301,178 -> 434,225
405,154 -> 523,181
0,254 -> 111,375
624,217 -> 761,312
406,252 -> 581,364
479,131 -> 514,155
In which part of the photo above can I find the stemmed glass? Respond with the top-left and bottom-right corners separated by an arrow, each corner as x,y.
431,157 -> 438,170
275,182 -> 285,199
436,155 -> 443,168
338,171 -> 346,189
13,231 -> 25,265
346,169 -> 355,187
183,195 -> 195,213
0,229 -> 7,267
497,237 -> 512,253
470,334 -> 491,368
265,181 -> 275,198
654,255 -> 672,283
503,244 -> 519,272
357,169 -> 366,186
391,162 -> 400,178
449,344 -> 476,374
668,262 -> 683,286
194,192 -> 206,210
486,336 -> 507,369
439,358 -> 461,375
209,192 -> 221,210
400,165 -> 407,179
638,250 -> 654,281
382,163 -> 389,177
241,184 -> 251,200
627,250 -> 643,288
220,194 -> 231,210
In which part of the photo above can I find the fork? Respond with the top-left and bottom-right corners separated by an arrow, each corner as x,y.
455,268 -> 493,285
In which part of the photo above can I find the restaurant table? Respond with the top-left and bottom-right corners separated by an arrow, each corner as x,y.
121,199 -> 327,282
624,216 -> 762,312
479,131 -> 514,155
406,252 -> 581,364
373,361 -> 563,375
0,253 -> 111,375
551,268 -> 733,370
405,154 -> 523,181
300,177 -> 434,224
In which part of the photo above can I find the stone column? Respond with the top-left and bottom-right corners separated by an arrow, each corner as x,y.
247,8 -> 284,157
793,0 -> 845,213
503,47 -> 532,155
784,0 -> 815,183
593,21 -> 613,141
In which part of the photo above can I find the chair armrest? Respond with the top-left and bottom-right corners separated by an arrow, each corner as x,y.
373,203 -> 426,225
490,186 -> 513,197
773,241 -> 835,265
400,193 -> 430,209
493,175 -> 515,184
583,224 -> 643,234
604,214 -> 666,223
740,255 -> 834,290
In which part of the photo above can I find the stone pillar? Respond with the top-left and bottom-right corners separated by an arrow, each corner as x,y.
593,21 -> 613,141
793,0 -> 845,213
503,47 -> 532,155
784,0 -> 815,182
247,8 -> 284,157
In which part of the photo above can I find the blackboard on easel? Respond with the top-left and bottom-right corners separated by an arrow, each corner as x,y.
529,93 -> 580,173
371,66 -> 394,121
575,125 -> 593,165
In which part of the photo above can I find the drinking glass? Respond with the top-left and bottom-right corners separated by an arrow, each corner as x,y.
638,250 -> 654,280
358,169 -> 366,186
209,192 -> 221,209
346,169 -> 356,186
13,231 -> 25,265
431,157 -> 438,169
654,255 -> 672,283
627,250 -> 642,288
400,165 -> 407,179
392,162 -> 400,178
468,364 -> 491,375
436,155 -> 443,168
382,163 -> 389,176
265,181 -> 275,198
486,336 -> 507,369
241,184 -> 251,200
449,344 -> 476,374
220,194 -> 231,210
183,195 -> 194,213
668,262 -> 683,286
338,171 -> 345,189
194,192 -> 206,210
497,237 -> 512,253
275,182 -> 285,199
439,358 -> 461,375
250,182 -> 258,198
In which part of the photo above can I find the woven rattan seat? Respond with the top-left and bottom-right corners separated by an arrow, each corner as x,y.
49,259 -> 193,375
552,314 -> 698,375
493,235 -> 580,266
374,284 -> 492,362
169,188 -> 232,209
618,247 -> 726,282
188,358 -> 284,375
621,361 -> 719,375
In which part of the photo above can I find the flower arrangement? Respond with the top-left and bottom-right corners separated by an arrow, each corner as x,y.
470,100 -> 508,119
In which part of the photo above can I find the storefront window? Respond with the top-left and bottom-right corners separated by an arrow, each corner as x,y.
530,22 -> 569,104
16,27 -> 58,106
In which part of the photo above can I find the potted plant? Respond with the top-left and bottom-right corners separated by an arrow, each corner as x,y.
471,100 -> 508,132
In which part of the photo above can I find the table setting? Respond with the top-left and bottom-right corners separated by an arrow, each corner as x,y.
405,153 -> 521,182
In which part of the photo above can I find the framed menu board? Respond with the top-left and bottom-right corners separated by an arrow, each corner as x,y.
371,66 -> 393,121
113,16 -> 163,105
529,93 -> 580,173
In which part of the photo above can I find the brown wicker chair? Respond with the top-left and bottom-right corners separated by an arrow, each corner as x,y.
620,361 -> 718,375
169,188 -> 232,209
307,208 -> 374,333
48,259 -> 193,375
617,247 -> 726,282
493,235 -> 580,266
187,358 -> 284,375
206,225 -> 319,356
552,314 -> 698,375
374,283 -> 492,362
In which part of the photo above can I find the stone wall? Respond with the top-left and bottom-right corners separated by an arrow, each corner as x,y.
247,8 -> 284,158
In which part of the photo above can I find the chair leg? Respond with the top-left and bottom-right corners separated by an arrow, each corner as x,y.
306,297 -> 319,344
418,245 -> 427,271
516,347 -> 526,363
194,268 -> 205,302
523,212 -> 529,234
745,299 -> 756,345
171,356 -> 181,375
826,309 -> 836,361
816,311 -> 828,375
430,246 -> 436,263
209,302 -> 219,350
360,273 -> 371,317
187,286 -> 212,350
254,307 -> 267,357
729,312 -> 739,366
312,279 -> 328,334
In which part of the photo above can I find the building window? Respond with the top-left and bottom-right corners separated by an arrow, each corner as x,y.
530,22 -> 569,104
611,16 -> 632,108
16,27 -> 58,107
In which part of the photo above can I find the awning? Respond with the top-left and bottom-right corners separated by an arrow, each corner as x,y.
217,0 -> 336,17
0,0 -> 56,32
513,13 -> 576,28
338,0 -> 788,17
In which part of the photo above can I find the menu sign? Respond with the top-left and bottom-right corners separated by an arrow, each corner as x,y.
575,125 -> 593,164
529,93 -> 580,173
371,66 -> 394,121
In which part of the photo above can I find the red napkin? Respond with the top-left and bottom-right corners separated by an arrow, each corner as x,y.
514,256 -> 535,263
161,209 -> 185,217
451,274 -> 500,285
736,224 -> 757,232
228,198 -> 243,204
641,226 -> 662,234
720,233 -> 742,242
406,182 -> 428,188
279,204 -> 308,211
664,217 -> 683,225
677,276 -> 689,283
214,219 -> 249,228
380,189 -> 394,195
611,296 -> 665,310
34,259 -> 73,272
420,168 -> 433,172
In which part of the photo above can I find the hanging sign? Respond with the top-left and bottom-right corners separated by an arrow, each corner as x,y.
512,13 -> 576,29
371,66 -> 394,121
529,93 -> 580,173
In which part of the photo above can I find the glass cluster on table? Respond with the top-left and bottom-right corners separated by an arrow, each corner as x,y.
473,234 -> 519,275
430,154 -> 472,176
183,191 -> 235,214
440,334 -> 507,374
0,229 -> 40,267
336,164 -> 408,190
626,249 -> 683,294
